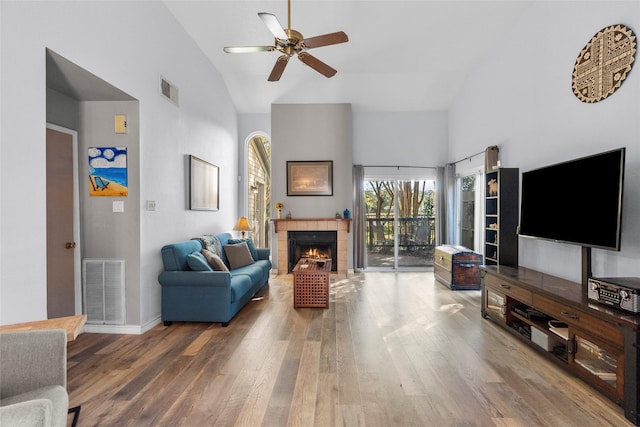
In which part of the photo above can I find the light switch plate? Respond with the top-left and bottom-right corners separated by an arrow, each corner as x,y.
113,201 -> 124,213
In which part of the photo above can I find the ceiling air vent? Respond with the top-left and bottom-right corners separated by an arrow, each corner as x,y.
160,76 -> 178,105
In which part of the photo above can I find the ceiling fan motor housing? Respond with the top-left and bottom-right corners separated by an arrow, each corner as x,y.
278,29 -> 304,56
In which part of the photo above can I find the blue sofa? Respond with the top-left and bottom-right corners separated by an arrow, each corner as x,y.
158,233 -> 271,326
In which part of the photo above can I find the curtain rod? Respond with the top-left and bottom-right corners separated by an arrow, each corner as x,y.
359,165 -> 438,170
449,147 -> 492,166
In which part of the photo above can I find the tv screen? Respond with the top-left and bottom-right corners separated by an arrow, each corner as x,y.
518,148 -> 625,251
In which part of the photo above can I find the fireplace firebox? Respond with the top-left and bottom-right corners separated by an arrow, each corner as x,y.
288,231 -> 337,273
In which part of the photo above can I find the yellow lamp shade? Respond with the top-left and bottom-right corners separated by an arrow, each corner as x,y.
233,216 -> 251,238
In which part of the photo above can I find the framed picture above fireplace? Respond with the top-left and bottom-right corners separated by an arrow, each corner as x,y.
287,160 -> 333,196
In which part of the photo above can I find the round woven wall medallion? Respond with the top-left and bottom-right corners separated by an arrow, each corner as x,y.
572,24 -> 636,103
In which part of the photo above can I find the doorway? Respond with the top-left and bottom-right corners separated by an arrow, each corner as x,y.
46,124 -> 81,317
459,174 -> 477,250
456,169 -> 483,253
364,176 -> 436,269
246,135 -> 271,248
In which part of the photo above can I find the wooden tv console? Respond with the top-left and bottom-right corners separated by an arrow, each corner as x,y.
481,265 -> 640,425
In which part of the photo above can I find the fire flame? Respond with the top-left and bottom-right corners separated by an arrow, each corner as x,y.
302,247 -> 329,259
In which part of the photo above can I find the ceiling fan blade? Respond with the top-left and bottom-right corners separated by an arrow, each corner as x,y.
303,31 -> 349,49
298,52 -> 337,78
223,46 -> 275,54
258,12 -> 288,40
268,55 -> 289,82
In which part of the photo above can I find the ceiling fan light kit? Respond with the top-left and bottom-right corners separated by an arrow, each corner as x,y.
223,0 -> 348,81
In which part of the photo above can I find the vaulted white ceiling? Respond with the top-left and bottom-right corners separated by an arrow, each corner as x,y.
164,1 -> 531,114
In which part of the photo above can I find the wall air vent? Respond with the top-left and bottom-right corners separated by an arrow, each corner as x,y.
83,259 -> 125,325
160,76 -> 179,105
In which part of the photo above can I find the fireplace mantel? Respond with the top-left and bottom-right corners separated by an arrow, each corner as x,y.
272,218 -> 351,277
272,218 -> 351,234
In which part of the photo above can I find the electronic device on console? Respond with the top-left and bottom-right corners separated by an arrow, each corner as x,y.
588,277 -> 640,313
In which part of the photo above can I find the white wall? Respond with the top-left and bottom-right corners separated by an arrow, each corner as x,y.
449,1 -> 640,282
353,111 -> 448,167
0,1 -> 239,327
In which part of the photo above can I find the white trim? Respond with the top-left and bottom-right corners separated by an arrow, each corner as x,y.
83,316 -> 161,335
242,131 -> 270,217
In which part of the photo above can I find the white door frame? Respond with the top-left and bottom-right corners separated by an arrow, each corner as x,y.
46,123 -> 82,315
455,162 -> 484,253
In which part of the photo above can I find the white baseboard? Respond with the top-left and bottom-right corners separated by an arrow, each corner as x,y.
83,316 -> 161,335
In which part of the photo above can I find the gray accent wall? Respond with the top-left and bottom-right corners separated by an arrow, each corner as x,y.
46,89 -> 80,130
79,101 -> 141,326
271,104 -> 353,271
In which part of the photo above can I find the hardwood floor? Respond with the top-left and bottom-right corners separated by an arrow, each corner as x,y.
67,272 -> 634,426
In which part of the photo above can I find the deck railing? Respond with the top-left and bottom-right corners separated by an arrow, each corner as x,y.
366,216 -> 436,254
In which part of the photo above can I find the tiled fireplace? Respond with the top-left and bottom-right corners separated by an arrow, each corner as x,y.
273,218 -> 351,277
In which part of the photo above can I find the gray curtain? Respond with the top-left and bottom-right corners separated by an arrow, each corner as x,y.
353,165 -> 367,270
436,164 -> 456,246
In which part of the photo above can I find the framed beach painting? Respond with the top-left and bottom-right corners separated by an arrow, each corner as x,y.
88,147 -> 128,196
189,155 -> 219,211
287,160 -> 333,196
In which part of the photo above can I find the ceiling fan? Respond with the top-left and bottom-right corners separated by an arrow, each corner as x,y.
223,0 -> 348,81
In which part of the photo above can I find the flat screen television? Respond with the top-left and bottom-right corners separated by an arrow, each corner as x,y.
518,148 -> 625,251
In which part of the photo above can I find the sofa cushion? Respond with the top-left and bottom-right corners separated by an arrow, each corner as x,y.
228,238 -> 259,260
224,242 -> 255,269
186,252 -> 213,271
201,249 -> 229,271
230,262 -> 266,284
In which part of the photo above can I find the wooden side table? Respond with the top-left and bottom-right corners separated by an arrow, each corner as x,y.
293,258 -> 332,308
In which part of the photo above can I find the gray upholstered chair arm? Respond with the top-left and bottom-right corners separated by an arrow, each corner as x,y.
0,330 -> 67,399
0,399 -> 53,427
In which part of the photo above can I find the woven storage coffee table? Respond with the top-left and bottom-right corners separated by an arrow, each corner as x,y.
293,258 -> 332,308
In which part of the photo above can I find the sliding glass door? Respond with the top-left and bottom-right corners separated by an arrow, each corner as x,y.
459,175 -> 476,250
456,169 -> 483,253
364,170 -> 436,269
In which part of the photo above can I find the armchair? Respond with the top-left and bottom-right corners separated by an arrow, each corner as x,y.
0,330 -> 71,427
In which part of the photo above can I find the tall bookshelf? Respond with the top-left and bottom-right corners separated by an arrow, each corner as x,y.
484,168 -> 519,267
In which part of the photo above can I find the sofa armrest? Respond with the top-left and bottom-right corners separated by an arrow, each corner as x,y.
256,248 -> 270,261
0,330 -> 67,399
158,270 -> 232,288
0,399 -> 53,427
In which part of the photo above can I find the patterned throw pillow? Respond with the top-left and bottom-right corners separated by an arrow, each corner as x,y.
228,238 -> 259,260
192,235 -> 222,254
223,242 -> 256,269
201,249 -> 229,271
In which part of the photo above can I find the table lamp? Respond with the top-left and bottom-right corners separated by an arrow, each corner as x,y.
233,216 -> 251,239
